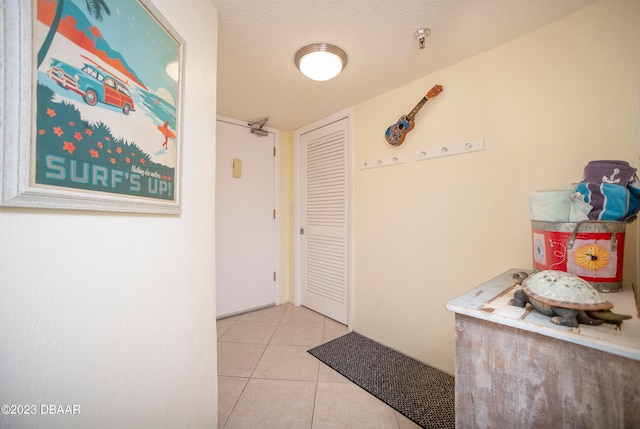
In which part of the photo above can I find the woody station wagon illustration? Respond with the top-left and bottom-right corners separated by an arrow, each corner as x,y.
47,57 -> 136,115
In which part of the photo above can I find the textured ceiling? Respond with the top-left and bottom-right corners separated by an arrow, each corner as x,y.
209,0 -> 597,131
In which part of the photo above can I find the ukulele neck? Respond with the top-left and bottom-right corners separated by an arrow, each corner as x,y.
407,96 -> 429,121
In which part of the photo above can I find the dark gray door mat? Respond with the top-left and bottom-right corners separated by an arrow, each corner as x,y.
308,332 -> 455,429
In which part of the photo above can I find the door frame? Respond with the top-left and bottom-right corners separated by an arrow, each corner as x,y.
293,108 -> 354,329
215,116 -> 281,316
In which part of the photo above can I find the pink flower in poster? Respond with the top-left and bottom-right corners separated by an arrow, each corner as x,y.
62,141 -> 76,154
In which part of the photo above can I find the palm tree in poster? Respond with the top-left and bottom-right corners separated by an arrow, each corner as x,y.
37,0 -> 111,68
37,0 -> 64,67
84,0 -> 111,21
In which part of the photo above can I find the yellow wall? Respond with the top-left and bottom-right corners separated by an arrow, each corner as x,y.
279,130 -> 296,303
351,0 -> 640,374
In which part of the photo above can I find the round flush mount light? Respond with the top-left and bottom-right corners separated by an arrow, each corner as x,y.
294,43 -> 348,81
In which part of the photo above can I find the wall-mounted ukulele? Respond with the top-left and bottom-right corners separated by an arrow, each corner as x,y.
384,85 -> 443,147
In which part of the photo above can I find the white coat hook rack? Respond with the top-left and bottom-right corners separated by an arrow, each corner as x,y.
360,154 -> 407,170
416,138 -> 484,161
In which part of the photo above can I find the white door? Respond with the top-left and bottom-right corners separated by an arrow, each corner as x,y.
216,119 -> 277,318
300,117 -> 349,324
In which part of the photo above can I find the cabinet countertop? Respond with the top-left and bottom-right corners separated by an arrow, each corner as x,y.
446,268 -> 640,361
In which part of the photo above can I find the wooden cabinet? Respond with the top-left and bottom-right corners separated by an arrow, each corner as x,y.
447,269 -> 640,429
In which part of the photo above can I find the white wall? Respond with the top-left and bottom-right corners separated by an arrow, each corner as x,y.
352,0 -> 640,374
0,0 -> 219,428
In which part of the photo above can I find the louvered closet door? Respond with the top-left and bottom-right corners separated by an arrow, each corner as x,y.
300,118 -> 348,324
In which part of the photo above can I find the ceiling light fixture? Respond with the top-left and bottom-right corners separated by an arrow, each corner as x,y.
294,43 -> 347,81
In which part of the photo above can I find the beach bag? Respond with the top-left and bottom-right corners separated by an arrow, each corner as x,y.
575,160 -> 640,221
531,220 -> 626,292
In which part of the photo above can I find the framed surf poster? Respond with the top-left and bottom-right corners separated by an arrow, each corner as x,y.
0,0 -> 184,214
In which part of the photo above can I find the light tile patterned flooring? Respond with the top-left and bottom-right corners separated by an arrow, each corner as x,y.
217,303 -> 422,429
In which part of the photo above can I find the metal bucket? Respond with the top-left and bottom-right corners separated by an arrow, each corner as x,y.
531,220 -> 627,293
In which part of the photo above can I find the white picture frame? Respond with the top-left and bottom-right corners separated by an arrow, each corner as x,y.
1,0 -> 185,214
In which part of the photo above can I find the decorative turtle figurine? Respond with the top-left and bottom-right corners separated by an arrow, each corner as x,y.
509,270 -> 632,329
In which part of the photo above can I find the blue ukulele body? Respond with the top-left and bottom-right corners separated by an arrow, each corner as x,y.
385,116 -> 415,147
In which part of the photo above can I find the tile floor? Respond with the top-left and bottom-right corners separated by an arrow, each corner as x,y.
216,303 -> 422,429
